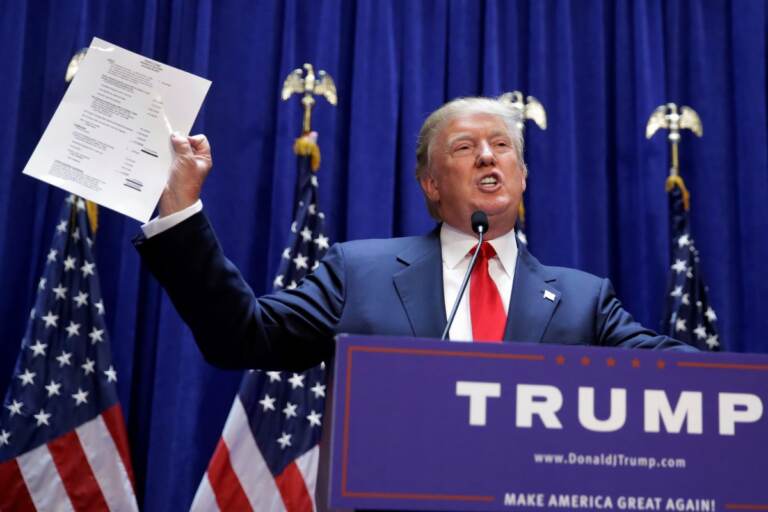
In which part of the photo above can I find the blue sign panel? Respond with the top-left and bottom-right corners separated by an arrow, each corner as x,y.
328,335 -> 768,511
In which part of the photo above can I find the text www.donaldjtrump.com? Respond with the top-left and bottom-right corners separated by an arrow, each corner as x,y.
533,452 -> 687,470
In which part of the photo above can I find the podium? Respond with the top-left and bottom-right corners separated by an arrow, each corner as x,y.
324,335 -> 768,511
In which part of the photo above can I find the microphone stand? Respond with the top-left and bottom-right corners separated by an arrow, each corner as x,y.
441,227 -> 485,341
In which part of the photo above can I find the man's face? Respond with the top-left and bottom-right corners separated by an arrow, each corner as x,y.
420,112 -> 526,239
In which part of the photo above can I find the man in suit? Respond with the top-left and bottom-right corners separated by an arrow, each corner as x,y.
135,96 -> 691,371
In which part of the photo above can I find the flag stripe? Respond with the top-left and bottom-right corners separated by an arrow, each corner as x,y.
17,443 -> 75,511
207,439 -> 253,512
222,396 -> 286,511
0,458 -> 36,511
190,473 -> 222,512
101,403 -> 135,486
76,412 -> 138,511
48,429 -> 110,511
275,460 -> 315,512
295,445 -> 319,510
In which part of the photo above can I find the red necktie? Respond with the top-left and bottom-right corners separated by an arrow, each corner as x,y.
469,242 -> 507,342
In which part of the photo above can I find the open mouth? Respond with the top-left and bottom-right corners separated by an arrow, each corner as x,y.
477,172 -> 502,191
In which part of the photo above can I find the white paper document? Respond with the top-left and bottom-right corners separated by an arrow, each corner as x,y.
23,37 -> 211,222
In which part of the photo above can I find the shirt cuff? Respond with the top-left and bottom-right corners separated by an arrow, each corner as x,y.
141,200 -> 203,238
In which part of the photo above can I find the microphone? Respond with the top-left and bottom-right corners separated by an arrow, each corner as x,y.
441,211 -> 489,340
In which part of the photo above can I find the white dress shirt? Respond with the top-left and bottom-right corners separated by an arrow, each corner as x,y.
440,223 -> 518,342
143,204 -> 518,343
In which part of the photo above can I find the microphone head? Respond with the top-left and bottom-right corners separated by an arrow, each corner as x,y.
471,211 -> 489,235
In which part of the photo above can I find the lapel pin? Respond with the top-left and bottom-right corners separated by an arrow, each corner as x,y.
543,290 -> 556,302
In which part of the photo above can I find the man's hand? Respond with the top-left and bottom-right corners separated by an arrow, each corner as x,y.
159,133 -> 213,217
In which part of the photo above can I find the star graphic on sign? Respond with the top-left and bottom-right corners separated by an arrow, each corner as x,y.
308,203 -> 317,215
73,291 -> 89,307
300,227 -> 313,242
259,394 -> 276,411
313,234 -> 329,250
72,228 -> 80,241
47,249 -> 58,263
671,259 -> 687,274
670,286 -> 683,297
38,277 -> 47,290
104,366 -> 117,382
310,382 -> 326,398
29,340 -> 47,357
277,432 -> 292,449
34,409 -> 51,426
282,248 -> 292,260
6,400 -> 23,416
0,430 -> 10,446
705,307 -> 717,322
89,327 -> 105,344
288,373 -> 305,389
266,371 -> 281,382
56,351 -> 73,367
72,388 -> 89,405
94,299 -> 104,315
681,293 -> 690,306
65,321 -> 81,338
81,261 -> 95,277
18,369 -> 36,386
63,256 -> 76,271
56,220 -> 68,233
42,311 -> 59,328
675,318 -> 687,332
307,410 -> 322,427
293,253 -> 308,270
52,284 -> 68,300
45,380 -> 62,397
706,334 -> 720,349
283,402 -> 298,419
81,358 -> 95,375
273,275 -> 284,288
677,234 -> 691,248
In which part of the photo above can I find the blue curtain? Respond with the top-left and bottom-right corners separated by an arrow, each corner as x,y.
1,1 -> 766,509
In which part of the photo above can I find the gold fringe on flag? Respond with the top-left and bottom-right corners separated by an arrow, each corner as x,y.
665,174 -> 691,211
293,135 -> 321,172
86,200 -> 99,234
518,200 -> 526,225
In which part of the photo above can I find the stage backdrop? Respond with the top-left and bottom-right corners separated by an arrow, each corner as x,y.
1,0 -> 766,509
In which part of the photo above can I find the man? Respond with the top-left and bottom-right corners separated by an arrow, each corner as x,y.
135,96 -> 691,372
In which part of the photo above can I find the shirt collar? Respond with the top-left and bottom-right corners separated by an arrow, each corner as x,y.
440,222 -> 518,278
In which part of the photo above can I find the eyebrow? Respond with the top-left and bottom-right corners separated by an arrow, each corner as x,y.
446,130 -> 510,147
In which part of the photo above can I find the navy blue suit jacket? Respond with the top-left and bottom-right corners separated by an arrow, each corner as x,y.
135,212 -> 690,371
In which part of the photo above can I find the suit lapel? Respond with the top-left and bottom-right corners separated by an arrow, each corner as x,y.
393,230 -> 447,338
505,246 -> 561,343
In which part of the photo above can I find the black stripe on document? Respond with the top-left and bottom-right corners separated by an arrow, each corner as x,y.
141,149 -> 158,157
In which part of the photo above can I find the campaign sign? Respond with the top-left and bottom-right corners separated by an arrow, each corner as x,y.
327,335 -> 768,511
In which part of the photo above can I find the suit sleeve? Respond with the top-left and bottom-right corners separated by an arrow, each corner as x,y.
134,212 -> 344,371
595,278 -> 697,351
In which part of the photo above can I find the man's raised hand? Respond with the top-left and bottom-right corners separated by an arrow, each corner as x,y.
159,133 -> 213,217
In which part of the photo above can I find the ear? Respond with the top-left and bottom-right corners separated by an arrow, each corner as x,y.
419,173 -> 441,203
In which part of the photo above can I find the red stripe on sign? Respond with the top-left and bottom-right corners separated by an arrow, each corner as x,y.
275,460 -> 314,512
207,439 -> 253,511
102,404 -> 136,486
48,430 -> 109,510
0,458 -> 36,511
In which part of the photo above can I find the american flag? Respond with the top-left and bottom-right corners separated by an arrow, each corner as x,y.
191,134 -> 329,511
0,196 -> 137,510
662,182 -> 721,350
